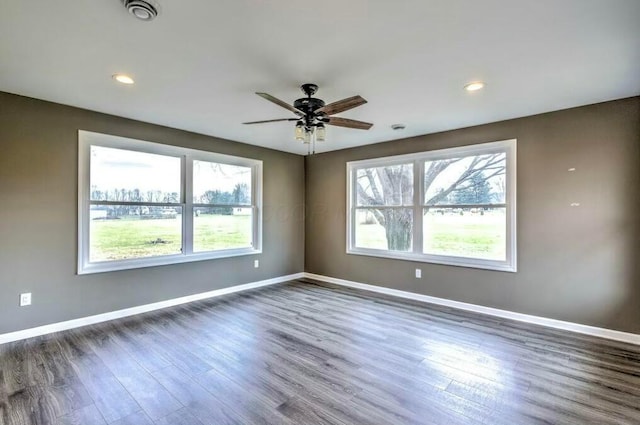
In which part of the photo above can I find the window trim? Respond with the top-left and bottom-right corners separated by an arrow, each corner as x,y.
346,139 -> 517,272
78,130 -> 262,274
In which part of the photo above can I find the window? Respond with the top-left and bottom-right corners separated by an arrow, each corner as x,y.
347,139 -> 516,272
78,131 -> 262,274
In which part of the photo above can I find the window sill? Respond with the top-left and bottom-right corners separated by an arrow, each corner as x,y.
346,248 -> 516,273
78,247 -> 261,275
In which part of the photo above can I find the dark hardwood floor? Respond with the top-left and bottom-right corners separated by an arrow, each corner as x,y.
1,279 -> 640,425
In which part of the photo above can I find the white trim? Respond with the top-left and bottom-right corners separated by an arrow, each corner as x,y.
4,272 -> 639,347
78,247 -> 263,275
0,273 -> 304,345
304,273 -> 640,346
346,139 -> 517,273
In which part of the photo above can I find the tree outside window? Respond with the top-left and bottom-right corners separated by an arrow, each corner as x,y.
348,140 -> 516,272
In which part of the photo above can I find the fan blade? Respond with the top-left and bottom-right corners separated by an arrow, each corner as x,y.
256,92 -> 304,116
316,95 -> 367,115
327,117 -> 373,130
243,118 -> 299,124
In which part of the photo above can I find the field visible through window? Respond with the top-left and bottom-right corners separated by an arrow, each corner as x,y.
90,214 -> 252,262
356,209 -> 506,260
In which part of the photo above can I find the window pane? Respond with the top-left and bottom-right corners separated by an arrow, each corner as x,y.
355,208 -> 413,251
90,146 -> 181,203
356,164 -> 413,206
90,205 -> 182,261
193,161 -> 252,205
423,207 -> 506,260
424,153 -> 506,206
193,207 -> 252,252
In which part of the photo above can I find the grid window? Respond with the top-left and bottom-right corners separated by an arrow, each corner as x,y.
347,140 -> 516,272
78,131 -> 262,274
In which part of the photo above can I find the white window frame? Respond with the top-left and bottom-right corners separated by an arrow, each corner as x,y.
346,139 -> 517,272
78,130 -> 262,274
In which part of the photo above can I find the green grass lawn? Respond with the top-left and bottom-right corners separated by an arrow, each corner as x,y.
90,214 -> 251,261
92,210 -> 504,263
193,214 -> 252,253
356,210 -> 506,260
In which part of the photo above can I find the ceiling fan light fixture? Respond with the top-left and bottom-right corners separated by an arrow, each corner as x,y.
316,123 -> 326,142
303,128 -> 312,144
464,81 -> 485,92
295,121 -> 305,141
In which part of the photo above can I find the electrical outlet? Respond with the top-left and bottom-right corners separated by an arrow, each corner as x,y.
254,260 -> 259,268
415,269 -> 422,279
20,293 -> 32,307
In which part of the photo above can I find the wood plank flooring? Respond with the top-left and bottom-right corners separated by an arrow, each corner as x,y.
1,278 -> 640,425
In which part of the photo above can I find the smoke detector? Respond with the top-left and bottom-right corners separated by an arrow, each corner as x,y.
122,0 -> 158,21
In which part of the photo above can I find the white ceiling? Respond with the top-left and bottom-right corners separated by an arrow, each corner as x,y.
1,1 -> 639,155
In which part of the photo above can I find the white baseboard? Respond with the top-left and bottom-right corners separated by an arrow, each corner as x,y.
0,272 -> 304,345
5,271 -> 638,347
304,273 -> 640,346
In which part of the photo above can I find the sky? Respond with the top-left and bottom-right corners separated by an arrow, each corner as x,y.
90,146 -> 251,198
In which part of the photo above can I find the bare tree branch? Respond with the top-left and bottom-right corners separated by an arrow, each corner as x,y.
364,169 -> 384,204
425,154 -> 505,205
424,158 -> 462,191
371,208 -> 385,225
356,184 -> 378,206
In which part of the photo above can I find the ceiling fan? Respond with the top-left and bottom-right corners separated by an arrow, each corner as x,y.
243,83 -> 372,152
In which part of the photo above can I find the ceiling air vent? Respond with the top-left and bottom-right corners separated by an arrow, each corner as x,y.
122,0 -> 158,21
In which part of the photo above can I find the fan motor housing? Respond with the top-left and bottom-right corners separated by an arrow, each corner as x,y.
122,0 -> 158,21
294,97 -> 325,113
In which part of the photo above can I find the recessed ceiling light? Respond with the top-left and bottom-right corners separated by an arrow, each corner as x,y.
112,74 -> 135,85
464,81 -> 485,92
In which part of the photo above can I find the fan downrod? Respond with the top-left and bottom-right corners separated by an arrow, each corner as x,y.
294,83 -> 325,114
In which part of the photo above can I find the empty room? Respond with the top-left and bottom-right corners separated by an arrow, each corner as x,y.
1,1 -> 640,424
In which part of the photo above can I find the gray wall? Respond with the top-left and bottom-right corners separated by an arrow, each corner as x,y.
305,97 -> 640,334
2,92 -> 639,336
0,92 -> 305,334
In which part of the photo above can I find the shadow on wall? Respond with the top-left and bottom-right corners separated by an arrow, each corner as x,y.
588,108 -> 640,333
616,155 -> 640,334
